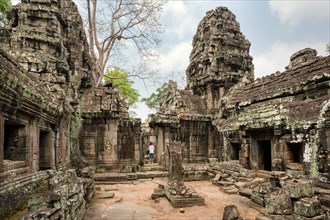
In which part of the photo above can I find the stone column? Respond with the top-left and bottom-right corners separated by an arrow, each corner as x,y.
157,127 -> 164,165
29,118 -> 39,172
133,119 -> 141,164
0,113 -> 3,174
50,131 -> 56,169
167,141 -> 185,189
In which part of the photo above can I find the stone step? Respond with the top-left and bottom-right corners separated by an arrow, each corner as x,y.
94,170 -> 168,182
140,164 -> 167,172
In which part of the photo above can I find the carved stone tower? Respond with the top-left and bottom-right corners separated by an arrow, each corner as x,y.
186,7 -> 254,112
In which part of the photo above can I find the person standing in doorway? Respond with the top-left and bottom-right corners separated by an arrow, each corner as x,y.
148,142 -> 155,163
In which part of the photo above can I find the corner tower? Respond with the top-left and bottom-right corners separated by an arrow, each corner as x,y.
186,7 -> 254,112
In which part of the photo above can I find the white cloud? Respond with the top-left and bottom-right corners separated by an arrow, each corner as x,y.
269,1 -> 330,26
253,41 -> 327,79
162,1 -> 199,40
159,42 -> 191,72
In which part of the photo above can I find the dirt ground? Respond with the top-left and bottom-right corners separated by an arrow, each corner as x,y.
84,178 -> 265,220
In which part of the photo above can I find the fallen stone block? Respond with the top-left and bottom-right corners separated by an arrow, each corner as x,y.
98,192 -> 114,199
293,198 -> 321,217
223,186 -> 238,195
292,213 -> 327,220
255,216 -> 272,220
281,179 -> 313,199
103,185 -> 118,191
239,168 -> 256,178
318,196 -> 330,208
252,182 -> 273,195
238,188 -> 252,198
212,174 -> 221,185
218,181 -> 233,187
234,181 -> 246,189
251,192 -> 264,206
222,205 -> 240,220
264,188 -> 292,215
268,214 -> 294,220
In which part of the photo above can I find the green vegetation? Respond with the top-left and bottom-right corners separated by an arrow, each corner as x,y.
141,81 -> 175,109
104,67 -> 140,107
326,44 -> 330,55
0,0 -> 11,22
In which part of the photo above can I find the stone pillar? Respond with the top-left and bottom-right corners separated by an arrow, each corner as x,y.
0,113 -> 3,174
167,142 -> 184,188
133,119 -> 141,164
29,118 -> 39,172
50,131 -> 56,169
157,127 -> 164,165
240,138 -> 249,168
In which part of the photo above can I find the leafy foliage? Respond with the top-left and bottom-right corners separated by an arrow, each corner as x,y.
104,67 -> 140,107
327,44 -> 330,55
0,0 -> 11,22
141,81 -> 176,109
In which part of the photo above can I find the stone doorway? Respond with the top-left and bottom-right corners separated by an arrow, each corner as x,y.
257,140 -> 272,171
286,143 -> 303,164
230,143 -> 241,160
39,130 -> 52,170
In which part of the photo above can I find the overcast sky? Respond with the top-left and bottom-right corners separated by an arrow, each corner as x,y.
12,0 -> 330,121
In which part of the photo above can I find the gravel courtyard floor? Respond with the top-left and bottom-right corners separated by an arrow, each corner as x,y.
84,178 -> 265,220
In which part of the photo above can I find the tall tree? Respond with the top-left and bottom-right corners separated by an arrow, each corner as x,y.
0,0 -> 11,23
104,67 -> 140,107
85,0 -> 165,85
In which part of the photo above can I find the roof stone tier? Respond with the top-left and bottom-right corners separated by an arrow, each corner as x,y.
186,6 -> 254,95
0,0 -> 94,103
216,49 -> 330,131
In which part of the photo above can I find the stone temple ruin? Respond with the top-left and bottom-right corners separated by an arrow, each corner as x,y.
0,1 -> 329,219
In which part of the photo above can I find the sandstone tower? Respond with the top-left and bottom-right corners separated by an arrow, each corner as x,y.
186,7 -> 254,112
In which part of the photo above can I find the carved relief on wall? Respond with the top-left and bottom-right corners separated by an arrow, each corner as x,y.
105,140 -> 112,155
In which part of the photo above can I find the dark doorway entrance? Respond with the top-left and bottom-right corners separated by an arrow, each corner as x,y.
230,143 -> 241,160
258,140 -> 272,171
39,130 -> 52,170
287,143 -> 303,163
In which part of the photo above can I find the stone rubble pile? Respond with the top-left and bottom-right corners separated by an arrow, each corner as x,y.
211,165 -> 329,219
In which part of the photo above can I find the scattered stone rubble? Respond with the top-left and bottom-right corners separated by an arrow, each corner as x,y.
210,162 -> 329,219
